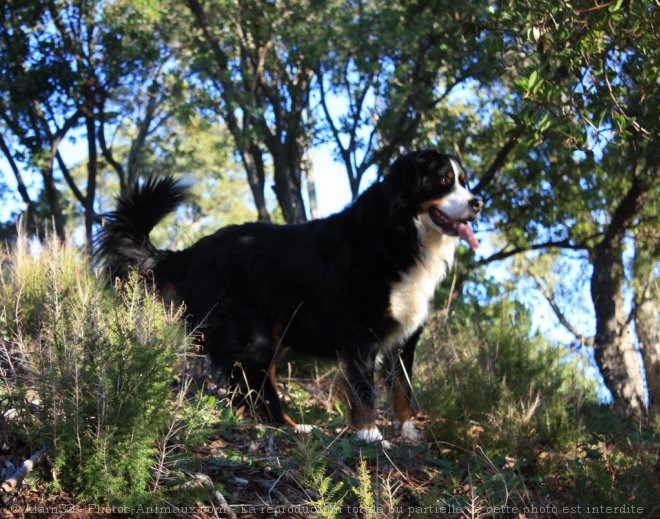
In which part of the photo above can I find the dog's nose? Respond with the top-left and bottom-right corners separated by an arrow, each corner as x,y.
469,198 -> 483,213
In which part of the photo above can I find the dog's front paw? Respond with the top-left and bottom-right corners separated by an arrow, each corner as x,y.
356,425 -> 383,443
356,426 -> 390,448
295,424 -> 316,434
400,420 -> 423,444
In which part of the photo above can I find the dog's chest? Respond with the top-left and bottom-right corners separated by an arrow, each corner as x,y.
387,229 -> 456,346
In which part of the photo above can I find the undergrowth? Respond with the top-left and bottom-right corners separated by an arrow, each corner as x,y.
412,302 -> 657,516
0,234 -> 199,505
1,233 -> 658,517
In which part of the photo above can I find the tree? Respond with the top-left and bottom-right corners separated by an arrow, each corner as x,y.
0,1 -> 81,238
0,0 -> 186,246
1,0 -> 657,419
633,225 -> 660,415
459,0 -> 660,416
316,0 -> 503,198
183,0 -> 334,223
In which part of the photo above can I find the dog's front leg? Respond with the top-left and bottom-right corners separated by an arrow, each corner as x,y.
340,346 -> 385,444
387,329 -> 424,444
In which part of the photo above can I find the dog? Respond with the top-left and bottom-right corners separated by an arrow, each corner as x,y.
95,150 -> 482,444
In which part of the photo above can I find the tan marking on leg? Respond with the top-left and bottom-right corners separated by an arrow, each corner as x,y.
272,322 -> 285,342
392,374 -> 414,423
267,362 -> 297,428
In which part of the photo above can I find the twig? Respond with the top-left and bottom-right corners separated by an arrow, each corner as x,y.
527,267 -> 594,347
212,490 -> 238,519
1,446 -> 49,492
257,479 -> 294,506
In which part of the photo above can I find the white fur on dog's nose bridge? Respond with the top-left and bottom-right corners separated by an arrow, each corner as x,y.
449,157 -> 463,175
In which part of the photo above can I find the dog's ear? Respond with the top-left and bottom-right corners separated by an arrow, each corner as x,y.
383,152 -> 424,212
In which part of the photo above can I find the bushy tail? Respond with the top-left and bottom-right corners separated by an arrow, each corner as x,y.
95,176 -> 189,280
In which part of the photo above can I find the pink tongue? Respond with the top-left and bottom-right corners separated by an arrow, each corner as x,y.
455,222 -> 479,250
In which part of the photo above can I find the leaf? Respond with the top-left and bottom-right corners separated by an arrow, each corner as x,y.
529,70 -> 538,87
609,0 -> 625,13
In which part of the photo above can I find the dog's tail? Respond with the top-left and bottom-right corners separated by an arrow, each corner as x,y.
95,176 -> 189,281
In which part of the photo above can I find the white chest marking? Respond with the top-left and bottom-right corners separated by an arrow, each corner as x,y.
387,218 -> 457,347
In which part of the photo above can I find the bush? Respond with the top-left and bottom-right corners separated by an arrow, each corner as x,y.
417,301 -> 598,457
0,234 -> 189,505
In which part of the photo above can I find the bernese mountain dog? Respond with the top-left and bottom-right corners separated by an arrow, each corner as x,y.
96,150 -> 482,445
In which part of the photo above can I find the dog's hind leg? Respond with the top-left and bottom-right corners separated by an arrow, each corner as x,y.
237,319 -> 295,426
239,364 -> 292,425
205,311 -> 292,425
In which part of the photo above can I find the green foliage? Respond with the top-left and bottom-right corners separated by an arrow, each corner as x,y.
497,0 -> 658,144
568,408 -> 659,512
418,301 -> 597,455
354,458 -> 376,519
89,117 -> 259,248
292,430 -> 346,518
408,301 -> 659,514
0,233 -> 189,505
318,0 -> 501,193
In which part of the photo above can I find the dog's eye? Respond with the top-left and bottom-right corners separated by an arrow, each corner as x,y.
440,176 -> 452,185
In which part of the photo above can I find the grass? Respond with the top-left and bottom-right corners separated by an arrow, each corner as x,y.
1,233 -> 658,517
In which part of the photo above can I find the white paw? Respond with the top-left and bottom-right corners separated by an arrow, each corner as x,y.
295,424 -> 316,434
356,426 -> 384,444
400,420 -> 423,444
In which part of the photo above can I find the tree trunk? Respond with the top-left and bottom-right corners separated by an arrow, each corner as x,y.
633,226 -> 660,414
590,236 -> 647,417
85,115 -> 98,252
588,165 -> 653,417
271,150 -> 307,224
41,166 -> 66,240
304,147 -> 319,219
0,134 -> 40,233
242,144 -> 271,222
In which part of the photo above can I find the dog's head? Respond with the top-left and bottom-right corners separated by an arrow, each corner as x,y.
385,150 -> 483,249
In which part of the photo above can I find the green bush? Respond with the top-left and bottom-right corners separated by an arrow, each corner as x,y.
1,234 -> 189,505
417,301 -> 597,456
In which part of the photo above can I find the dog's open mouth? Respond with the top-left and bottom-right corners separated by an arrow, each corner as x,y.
429,207 -> 480,250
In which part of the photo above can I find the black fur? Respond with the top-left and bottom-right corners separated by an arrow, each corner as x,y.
96,150 -> 477,434
95,176 -> 189,280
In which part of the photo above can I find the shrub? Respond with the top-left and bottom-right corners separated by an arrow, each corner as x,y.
416,301 -> 598,457
0,233 -> 188,505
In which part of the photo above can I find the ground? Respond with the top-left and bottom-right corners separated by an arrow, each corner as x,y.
1,354 -> 658,518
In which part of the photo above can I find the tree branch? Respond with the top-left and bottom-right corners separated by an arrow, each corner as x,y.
55,151 -> 86,206
474,237 -> 590,268
316,69 -> 355,190
126,81 -> 160,185
600,160 -> 653,250
0,133 -> 34,208
472,129 -> 522,195
1,446 -> 49,492
528,268 -> 595,346
97,109 -> 125,190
